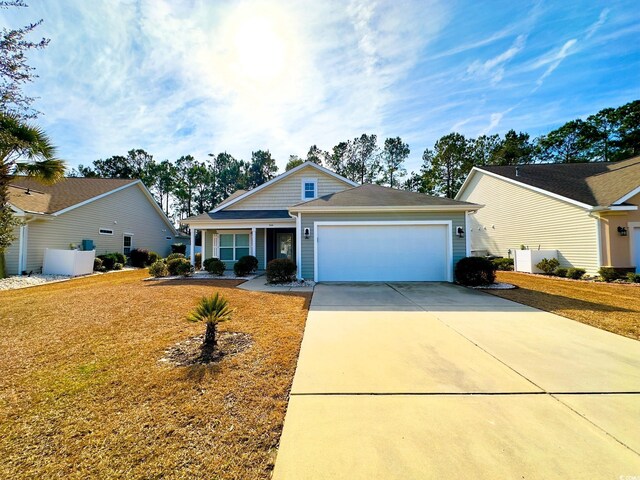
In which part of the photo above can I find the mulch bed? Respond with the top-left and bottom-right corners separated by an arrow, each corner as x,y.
160,332 -> 253,366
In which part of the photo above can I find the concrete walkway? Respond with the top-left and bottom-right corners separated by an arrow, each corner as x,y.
273,282 -> 640,479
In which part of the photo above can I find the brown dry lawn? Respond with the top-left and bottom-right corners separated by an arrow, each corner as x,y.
0,270 -> 311,479
491,271 -> 640,340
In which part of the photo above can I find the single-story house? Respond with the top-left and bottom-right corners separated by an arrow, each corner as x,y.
182,162 -> 481,282
5,176 -> 180,275
456,156 -> 640,274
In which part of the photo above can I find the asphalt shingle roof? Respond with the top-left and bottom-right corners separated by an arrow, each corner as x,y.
478,156 -> 640,207
187,210 -> 292,222
8,177 -> 138,214
293,184 -> 479,208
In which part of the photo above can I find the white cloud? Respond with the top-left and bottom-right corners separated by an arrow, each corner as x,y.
586,8 -> 609,39
535,39 -> 577,87
16,0 -> 449,170
467,35 -> 526,84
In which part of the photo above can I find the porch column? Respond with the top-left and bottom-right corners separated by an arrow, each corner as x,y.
295,214 -> 302,280
201,230 -> 206,270
190,228 -> 196,266
251,227 -> 256,256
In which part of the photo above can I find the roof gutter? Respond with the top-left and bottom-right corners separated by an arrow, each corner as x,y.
288,205 -> 483,213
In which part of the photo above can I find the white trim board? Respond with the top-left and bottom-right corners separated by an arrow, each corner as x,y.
210,162 -> 357,213
457,167 -> 594,210
313,220 -> 454,282
614,186 -> 640,205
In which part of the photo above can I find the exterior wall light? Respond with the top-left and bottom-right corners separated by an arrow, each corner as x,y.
617,226 -> 628,237
456,226 -> 464,238
304,227 -> 310,239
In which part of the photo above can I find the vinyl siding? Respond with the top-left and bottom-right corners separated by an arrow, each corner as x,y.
4,226 -> 20,274
14,184 -> 175,274
599,192 -> 640,268
458,171 -> 599,274
299,212 -> 467,280
226,166 -> 351,210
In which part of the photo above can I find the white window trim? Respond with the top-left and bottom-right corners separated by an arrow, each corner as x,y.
313,220 -> 454,282
301,177 -> 318,200
99,228 -> 114,235
219,232 -> 251,262
123,233 -> 134,254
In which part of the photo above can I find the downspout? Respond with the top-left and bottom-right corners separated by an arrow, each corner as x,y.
588,211 -> 603,270
17,224 -> 25,275
289,211 -> 303,280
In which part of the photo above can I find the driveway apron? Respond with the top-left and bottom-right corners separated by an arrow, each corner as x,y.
273,282 -> 640,479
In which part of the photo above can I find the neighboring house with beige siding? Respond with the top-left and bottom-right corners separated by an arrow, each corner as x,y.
182,162 -> 481,282
456,156 -> 640,275
5,177 -> 179,275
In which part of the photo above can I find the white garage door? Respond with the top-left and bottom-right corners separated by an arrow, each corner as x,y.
316,222 -> 451,282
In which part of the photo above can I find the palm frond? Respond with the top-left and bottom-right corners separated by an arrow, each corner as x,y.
186,293 -> 233,325
14,158 -> 66,184
1,113 -> 65,182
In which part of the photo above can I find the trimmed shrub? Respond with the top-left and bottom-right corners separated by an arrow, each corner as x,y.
536,258 -> 560,275
171,243 -> 187,255
554,267 -> 568,278
234,255 -> 259,276
195,252 -> 202,269
167,257 -> 194,276
266,258 -> 297,284
129,248 -> 150,268
455,257 -> 496,286
626,272 -> 640,283
148,260 -> 169,277
113,252 -> 126,265
166,252 -> 186,262
148,251 -> 160,264
93,257 -> 103,272
113,262 -> 124,270
98,253 -> 117,270
567,267 -> 586,280
598,267 -> 619,283
492,257 -> 514,271
203,257 -> 226,275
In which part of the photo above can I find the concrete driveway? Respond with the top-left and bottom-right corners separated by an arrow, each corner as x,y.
273,282 -> 640,479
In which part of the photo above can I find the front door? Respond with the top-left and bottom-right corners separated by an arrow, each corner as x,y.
277,233 -> 293,260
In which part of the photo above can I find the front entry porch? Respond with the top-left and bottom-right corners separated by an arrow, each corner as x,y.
190,226 -> 296,271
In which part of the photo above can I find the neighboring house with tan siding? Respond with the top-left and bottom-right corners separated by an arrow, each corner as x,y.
182,162 -> 481,282
456,156 -> 640,275
5,177 -> 179,275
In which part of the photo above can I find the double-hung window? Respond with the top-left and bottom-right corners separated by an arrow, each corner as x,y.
302,178 -> 317,200
219,233 -> 250,261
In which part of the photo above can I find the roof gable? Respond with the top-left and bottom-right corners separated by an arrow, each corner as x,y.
8,177 -> 138,214
457,156 -> 640,208
8,176 -> 178,235
213,162 -> 357,212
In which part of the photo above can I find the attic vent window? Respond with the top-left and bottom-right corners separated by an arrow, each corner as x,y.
302,178 -> 317,200
99,228 -> 114,235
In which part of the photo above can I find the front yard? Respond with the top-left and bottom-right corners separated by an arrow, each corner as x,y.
0,270 -> 310,479
490,271 -> 640,340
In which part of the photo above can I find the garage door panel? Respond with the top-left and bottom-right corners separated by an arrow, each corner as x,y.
316,224 -> 449,282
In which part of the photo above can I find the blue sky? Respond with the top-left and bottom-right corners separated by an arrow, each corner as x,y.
2,0 -> 639,174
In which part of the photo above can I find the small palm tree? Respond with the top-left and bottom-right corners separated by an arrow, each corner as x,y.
186,293 -> 233,361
